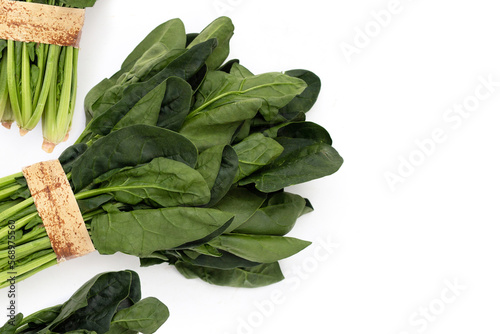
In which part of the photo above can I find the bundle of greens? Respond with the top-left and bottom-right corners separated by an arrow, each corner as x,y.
0,16 -> 343,289
0,0 -> 97,152
1,270 -> 169,334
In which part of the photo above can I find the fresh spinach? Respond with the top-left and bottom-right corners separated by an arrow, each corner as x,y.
0,16 -> 343,289
0,270 -> 169,334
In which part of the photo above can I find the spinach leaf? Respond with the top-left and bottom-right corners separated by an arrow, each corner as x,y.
91,208 -> 234,257
175,262 -> 285,288
77,194 -> 113,214
180,98 -> 262,151
156,77 -> 192,131
212,187 -> 266,233
181,250 -> 261,270
59,143 -> 88,174
108,297 -> 169,334
239,140 -> 343,192
186,33 -> 199,46
112,81 -> 166,131
0,314 -> 22,334
278,69 -> 321,120
233,192 -> 308,236
232,133 -> 284,181
121,18 -> 186,72
0,270 -> 169,333
230,63 -> 254,79
49,271 -> 138,333
187,16 -> 234,70
240,122 -> 343,192
191,70 -> 307,121
218,59 -> 239,73
71,125 -> 198,192
208,234 -> 311,263
84,78 -> 115,124
195,145 -> 239,207
97,157 -> 210,207
273,121 -> 333,143
86,39 -> 217,137
19,305 -> 62,329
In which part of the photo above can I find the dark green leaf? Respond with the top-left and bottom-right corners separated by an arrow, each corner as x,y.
240,122 -> 342,192
71,125 -> 198,192
156,77 -> 192,131
181,250 -> 260,270
180,98 -> 262,151
187,64 -> 207,94
185,33 -> 199,46
218,59 -> 239,73
84,78 -> 115,124
275,121 -> 333,144
187,16 -> 234,70
175,262 -> 284,288
279,69 -> 321,119
110,297 -> 169,334
77,194 -> 113,214
239,140 -> 343,192
121,19 -> 186,71
234,192 -> 307,235
209,233 -> 311,263
112,81 -> 166,131
19,305 -> 61,329
99,157 -> 210,207
195,145 -> 239,207
0,313 -> 23,334
232,133 -> 284,181
49,271 -> 138,333
59,143 -> 88,173
230,63 -> 254,79
212,187 -> 266,233
191,70 -> 307,122
91,207 -> 234,257
173,215 -> 234,250
88,40 -> 216,136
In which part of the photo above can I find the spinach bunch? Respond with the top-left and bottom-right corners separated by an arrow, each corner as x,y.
0,0 -> 97,152
0,270 -> 169,334
0,17 -> 343,288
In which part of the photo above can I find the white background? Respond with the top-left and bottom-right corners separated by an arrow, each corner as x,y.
1,0 -> 500,333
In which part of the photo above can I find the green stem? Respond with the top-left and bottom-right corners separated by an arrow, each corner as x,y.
52,46 -> 74,143
32,43 -> 48,111
27,44 -> 61,131
6,40 -> 22,124
0,172 -> 22,189
67,48 -> 79,133
0,199 -> 35,236
0,237 -> 51,268
0,256 -> 57,290
0,252 -> 57,287
0,184 -> 22,201
20,42 -> 32,127
0,49 -> 9,120
0,225 -> 45,251
74,185 -> 152,200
